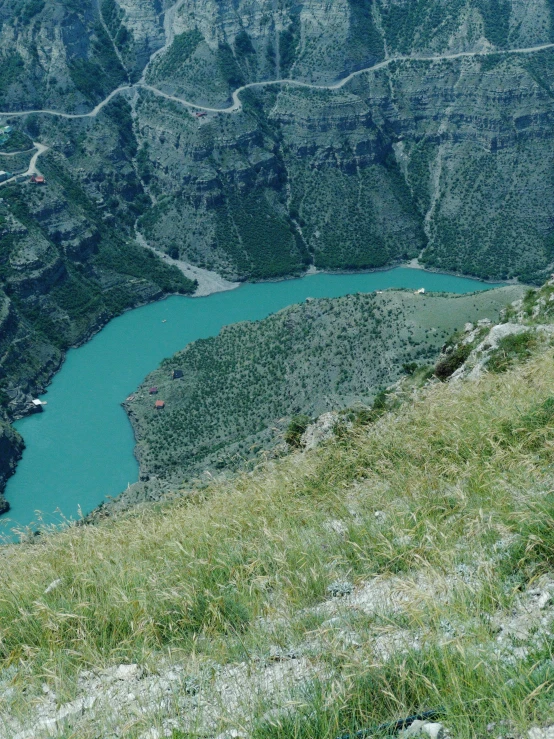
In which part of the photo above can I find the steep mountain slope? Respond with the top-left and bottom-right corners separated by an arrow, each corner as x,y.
0,104 -> 196,505
137,45 -> 554,282
0,0 -> 161,110
0,129 -> 196,411
3,1 -> 554,283
2,1 -> 554,500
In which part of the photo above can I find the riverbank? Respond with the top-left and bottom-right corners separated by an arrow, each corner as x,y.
135,231 -> 240,297
402,257 -> 527,286
293,259 -> 518,287
1,269 -> 523,533
0,280 -> 188,504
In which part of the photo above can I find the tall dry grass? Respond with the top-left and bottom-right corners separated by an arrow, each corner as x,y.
2,349 -> 554,736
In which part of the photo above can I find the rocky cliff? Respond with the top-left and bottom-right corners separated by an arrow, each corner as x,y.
3,0 -> 554,283
137,44 -> 554,282
0,422 -> 23,513
0,96 -> 196,499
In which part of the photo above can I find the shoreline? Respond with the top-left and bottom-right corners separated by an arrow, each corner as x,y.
6,257 -> 520,420
230,259 -> 520,292
0,260 -> 527,523
4,257 -> 524,420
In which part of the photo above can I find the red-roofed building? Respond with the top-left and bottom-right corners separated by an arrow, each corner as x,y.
155,400 -> 165,409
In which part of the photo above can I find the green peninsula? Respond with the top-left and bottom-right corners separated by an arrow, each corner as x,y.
123,285 -> 525,498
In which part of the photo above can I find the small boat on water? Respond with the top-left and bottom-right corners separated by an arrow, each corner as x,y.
162,319 -> 167,323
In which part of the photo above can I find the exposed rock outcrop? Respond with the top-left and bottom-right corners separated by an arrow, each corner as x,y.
0,421 -> 23,507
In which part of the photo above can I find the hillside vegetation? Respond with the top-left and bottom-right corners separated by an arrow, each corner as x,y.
3,284 -> 554,737
123,286 -> 524,494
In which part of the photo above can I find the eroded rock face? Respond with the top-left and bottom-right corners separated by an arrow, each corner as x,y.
0,421 -> 23,504
4,0 -> 554,282
137,46 -> 554,282
301,412 -> 340,450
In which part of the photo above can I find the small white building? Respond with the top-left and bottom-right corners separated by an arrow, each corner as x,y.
416,288 -> 426,295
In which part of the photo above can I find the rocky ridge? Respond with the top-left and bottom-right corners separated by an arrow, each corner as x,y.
4,2 -> 554,282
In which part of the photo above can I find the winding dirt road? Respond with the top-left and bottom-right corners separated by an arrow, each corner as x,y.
0,85 -> 133,119
1,39 -> 552,194
0,142 -> 48,187
1,42 -> 553,120
0,34 -> 552,292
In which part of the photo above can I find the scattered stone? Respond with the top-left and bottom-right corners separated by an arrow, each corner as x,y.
528,727 -> 554,739
528,590 -> 552,610
139,729 -> 161,739
403,720 -> 426,737
56,695 -> 96,720
43,578 -> 62,594
268,646 -> 299,661
326,580 -> 354,597
403,720 -> 445,739
324,519 -> 349,537
183,675 -> 200,694
111,663 -> 143,681
422,722 -> 445,739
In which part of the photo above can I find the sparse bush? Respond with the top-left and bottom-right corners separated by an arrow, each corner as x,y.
434,343 -> 471,380
284,414 -> 311,447
402,362 -> 418,375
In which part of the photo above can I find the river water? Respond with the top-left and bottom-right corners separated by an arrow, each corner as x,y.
2,268 -> 501,535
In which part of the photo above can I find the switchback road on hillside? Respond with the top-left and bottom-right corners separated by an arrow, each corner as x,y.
1,42 -> 554,120
0,85 -> 133,119
0,142 -> 48,187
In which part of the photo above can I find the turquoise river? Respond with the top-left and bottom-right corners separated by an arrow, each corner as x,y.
3,268 -> 501,536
